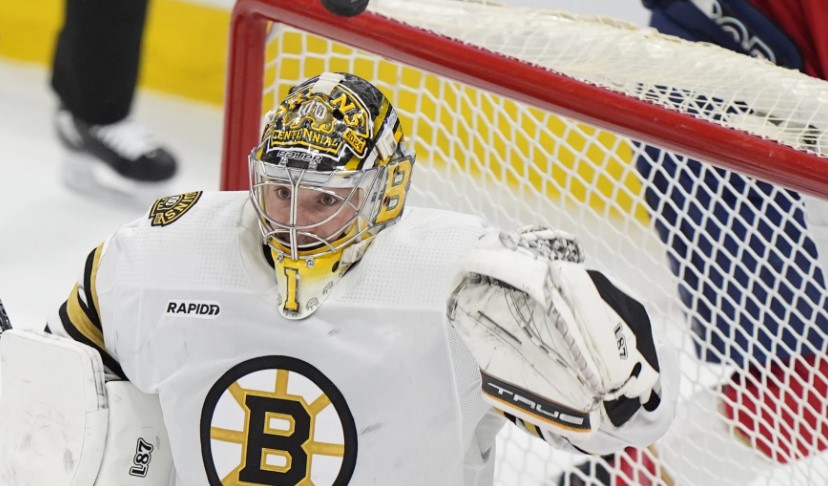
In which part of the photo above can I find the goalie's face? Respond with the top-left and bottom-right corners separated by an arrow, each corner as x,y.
251,163 -> 382,260
263,180 -> 360,251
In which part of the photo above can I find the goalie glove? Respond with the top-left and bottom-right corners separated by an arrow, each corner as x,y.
447,226 -> 661,442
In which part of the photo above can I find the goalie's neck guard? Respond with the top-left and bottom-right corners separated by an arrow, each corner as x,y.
268,237 -> 374,320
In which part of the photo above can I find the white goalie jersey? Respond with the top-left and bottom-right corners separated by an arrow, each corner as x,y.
46,191 -> 676,486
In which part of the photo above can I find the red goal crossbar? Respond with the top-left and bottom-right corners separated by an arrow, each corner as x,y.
220,0 -> 828,195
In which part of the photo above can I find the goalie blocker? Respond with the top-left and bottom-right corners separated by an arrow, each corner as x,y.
0,329 -> 172,485
448,227 -> 677,450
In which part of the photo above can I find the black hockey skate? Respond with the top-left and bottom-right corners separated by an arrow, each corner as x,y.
56,108 -> 177,205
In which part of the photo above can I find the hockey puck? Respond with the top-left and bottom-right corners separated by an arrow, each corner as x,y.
320,0 -> 369,17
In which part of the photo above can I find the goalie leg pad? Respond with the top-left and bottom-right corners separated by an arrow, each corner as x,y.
0,330 -> 172,485
0,329 -> 108,486
98,380 -> 173,484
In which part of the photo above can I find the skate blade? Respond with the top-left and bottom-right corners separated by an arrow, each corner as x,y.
60,152 -> 175,210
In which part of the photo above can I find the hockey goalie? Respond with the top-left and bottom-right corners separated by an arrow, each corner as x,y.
0,72 -> 677,485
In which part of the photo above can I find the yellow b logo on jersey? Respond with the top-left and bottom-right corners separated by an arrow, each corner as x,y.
201,356 -> 357,485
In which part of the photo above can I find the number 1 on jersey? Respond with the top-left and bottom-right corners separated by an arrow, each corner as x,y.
283,266 -> 300,312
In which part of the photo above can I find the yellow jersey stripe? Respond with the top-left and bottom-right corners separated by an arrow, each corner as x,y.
59,296 -> 126,379
66,284 -> 106,351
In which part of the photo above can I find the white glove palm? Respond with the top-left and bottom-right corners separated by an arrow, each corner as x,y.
447,227 -> 661,441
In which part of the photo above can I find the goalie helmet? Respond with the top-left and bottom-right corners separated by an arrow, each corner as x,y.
249,72 -> 415,319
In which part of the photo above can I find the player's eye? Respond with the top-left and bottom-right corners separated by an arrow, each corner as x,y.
319,193 -> 340,207
274,186 -> 291,200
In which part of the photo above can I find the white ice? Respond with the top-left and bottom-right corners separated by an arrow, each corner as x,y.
0,59 -> 222,332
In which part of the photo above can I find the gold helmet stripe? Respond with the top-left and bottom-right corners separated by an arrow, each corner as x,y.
372,97 -> 392,137
393,119 -> 403,143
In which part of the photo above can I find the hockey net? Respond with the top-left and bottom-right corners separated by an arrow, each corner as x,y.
221,0 -> 828,484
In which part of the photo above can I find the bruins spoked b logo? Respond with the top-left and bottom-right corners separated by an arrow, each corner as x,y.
201,356 -> 357,485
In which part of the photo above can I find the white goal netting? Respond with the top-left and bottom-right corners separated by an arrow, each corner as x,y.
223,0 -> 828,484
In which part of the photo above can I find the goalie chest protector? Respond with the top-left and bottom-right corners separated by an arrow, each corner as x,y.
94,191 -> 495,486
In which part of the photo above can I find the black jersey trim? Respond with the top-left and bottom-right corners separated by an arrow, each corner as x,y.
81,244 -> 104,330
59,300 -> 126,379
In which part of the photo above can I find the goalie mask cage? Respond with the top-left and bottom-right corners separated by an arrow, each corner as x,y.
221,0 -> 828,484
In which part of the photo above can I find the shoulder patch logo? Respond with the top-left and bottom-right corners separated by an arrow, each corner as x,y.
149,191 -> 203,227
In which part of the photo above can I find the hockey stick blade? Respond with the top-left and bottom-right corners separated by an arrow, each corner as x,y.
0,298 -> 11,334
